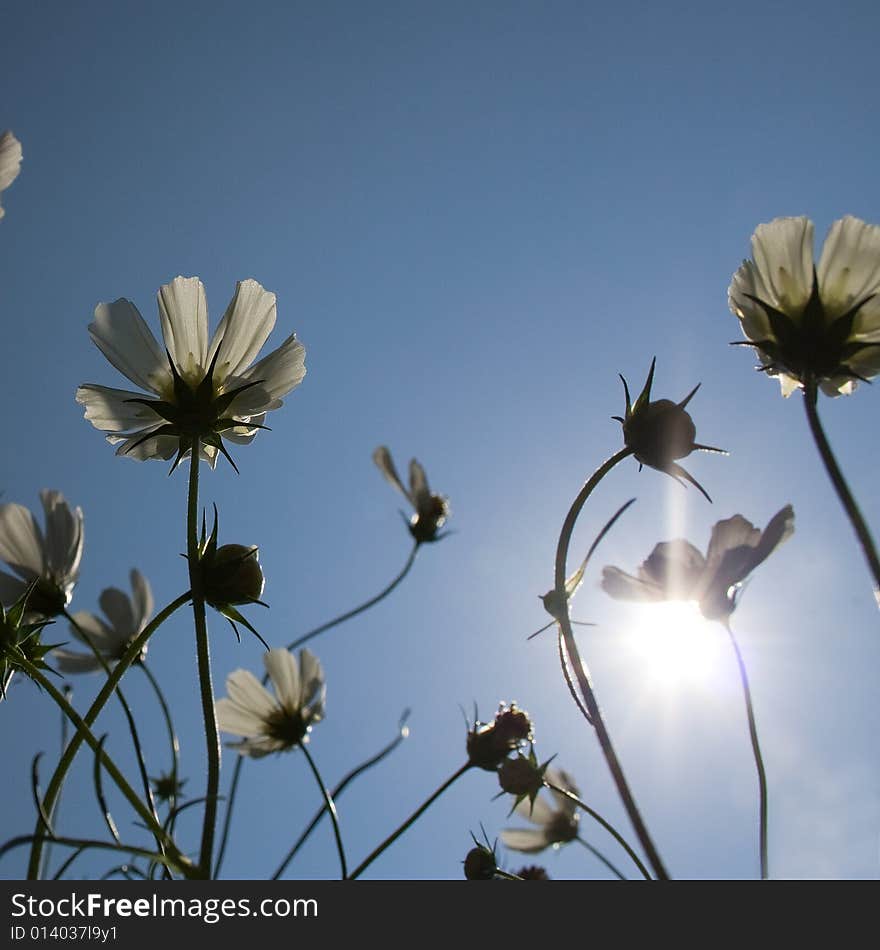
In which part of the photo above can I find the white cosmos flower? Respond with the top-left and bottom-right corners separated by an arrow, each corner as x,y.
729,216 -> 880,396
0,490 -> 83,618
601,506 -> 794,622
76,277 -> 306,470
0,131 -> 23,220
501,768 -> 580,854
372,446 -> 449,543
54,570 -> 153,674
216,648 -> 325,758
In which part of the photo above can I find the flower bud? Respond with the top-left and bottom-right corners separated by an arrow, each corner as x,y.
498,754 -> 544,799
202,544 -> 264,607
466,702 -> 533,771
463,843 -> 497,880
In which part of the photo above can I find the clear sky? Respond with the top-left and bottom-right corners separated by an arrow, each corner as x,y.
2,0 -> 878,880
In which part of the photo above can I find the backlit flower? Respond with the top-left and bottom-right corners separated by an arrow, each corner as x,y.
0,491 -> 83,618
54,569 -> 153,674
76,277 -> 306,471
501,768 -> 580,854
373,446 -> 449,543
216,648 -> 325,758
601,505 -> 794,622
729,216 -> 880,396
0,131 -> 22,220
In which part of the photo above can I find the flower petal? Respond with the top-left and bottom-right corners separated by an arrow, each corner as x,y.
500,828 -> 550,854
89,299 -> 171,394
0,503 -> 45,579
817,216 -> 880,327
749,217 -> 814,317
409,459 -> 431,509
130,569 -> 153,629
75,384 -> 165,434
264,648 -> 301,711
40,491 -> 83,586
68,610 -> 119,651
638,540 -> 706,599
545,768 -> 580,816
99,586 -> 135,636
215,697 -> 271,738
231,334 -> 306,415
0,130 -> 23,191
53,649 -> 103,675
208,280 -> 277,383
372,446 -> 413,505
157,277 -> 209,380
224,668 -> 277,721
600,566 -> 663,602
0,569 -> 27,604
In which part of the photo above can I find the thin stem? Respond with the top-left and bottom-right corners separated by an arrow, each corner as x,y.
299,742 -> 347,879
575,836 -> 628,880
348,762 -> 471,879
286,541 -> 419,651
545,781 -> 652,881
15,657 -> 193,878
724,622 -> 768,880
139,660 -> 181,807
215,546 -> 419,878
3,834 -> 180,873
186,449 -> 220,878
40,686 -> 72,879
554,447 -> 669,880
26,592 -> 190,879
803,382 -> 880,608
271,712 -> 410,879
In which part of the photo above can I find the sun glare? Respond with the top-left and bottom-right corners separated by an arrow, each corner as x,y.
624,601 -> 723,688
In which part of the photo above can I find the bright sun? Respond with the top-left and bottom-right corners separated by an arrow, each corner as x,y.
623,601 -> 723,688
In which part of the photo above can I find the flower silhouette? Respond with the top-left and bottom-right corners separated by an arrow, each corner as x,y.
729,216 -> 880,396
601,505 -> 794,621
501,767 -> 580,854
77,277 -> 306,471
373,446 -> 449,543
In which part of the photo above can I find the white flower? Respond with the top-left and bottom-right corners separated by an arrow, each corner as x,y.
76,277 -> 306,470
372,445 -> 449,543
601,506 -> 794,622
501,768 -> 580,854
216,648 -> 325,758
729,216 -> 880,396
54,570 -> 153,674
0,131 -> 23,220
0,491 -> 83,618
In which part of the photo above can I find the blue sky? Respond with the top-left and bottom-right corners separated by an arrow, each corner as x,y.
2,0 -> 878,880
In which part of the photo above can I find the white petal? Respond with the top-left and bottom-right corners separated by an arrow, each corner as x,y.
223,413 -> 266,445
600,566 -> 663,603
227,736 -> 284,758
207,280 -> 277,383
0,569 -> 27,604
76,384 -> 164,434
40,491 -> 83,586
130,569 -> 153,629
638,540 -> 706,600
53,649 -> 103,675
778,373 -> 801,397
372,446 -> 413,505
728,260 -> 774,344
68,611 -> 119,651
224,668 -> 278,720
99,586 -> 135,636
817,216 -> 880,327
749,217 -> 815,318
157,277 -> 209,380
231,334 -> 306,415
89,299 -> 171,394
500,828 -> 550,854
264,649 -> 301,710
0,503 -> 45,578
215,697 -> 270,738
0,130 -> 23,192
546,767 -> 580,816
704,515 -> 761,570
111,428 -> 180,462
409,459 -> 431,510
513,791 -> 554,826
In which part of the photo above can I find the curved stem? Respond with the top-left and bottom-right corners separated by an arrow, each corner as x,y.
271,712 -> 410,879
286,541 -> 419,651
803,383 -> 880,608
214,546 -> 419,878
348,762 -> 471,879
63,611 -> 161,840
26,592 -> 190,878
299,742 -> 347,879
15,657 -> 193,878
575,836 -> 628,880
554,447 -> 669,880
186,450 -> 220,878
725,622 -> 768,880
545,781 -> 652,881
139,660 -> 181,807
3,834 -> 180,873
40,686 -> 72,879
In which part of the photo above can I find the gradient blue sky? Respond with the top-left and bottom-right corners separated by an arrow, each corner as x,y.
2,0 -> 878,880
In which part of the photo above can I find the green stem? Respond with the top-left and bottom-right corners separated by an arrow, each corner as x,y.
803,382 -> 880,608
3,834 -> 181,873
26,592 -> 190,878
139,660 -> 181,807
554,447 -> 669,880
16,657 -> 193,878
724,622 -> 768,880
348,762 -> 471,879
40,686 -> 71,879
546,781 -> 652,880
186,449 -> 220,878
299,742 -> 347,879
575,836 -> 628,880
